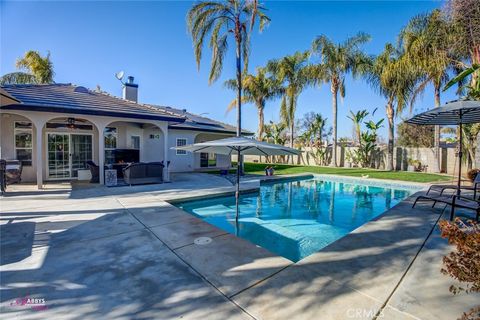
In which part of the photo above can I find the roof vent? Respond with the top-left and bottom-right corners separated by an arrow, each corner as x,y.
74,86 -> 89,94
182,109 -> 187,113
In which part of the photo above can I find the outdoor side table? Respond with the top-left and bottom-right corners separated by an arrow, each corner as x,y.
105,169 -> 117,187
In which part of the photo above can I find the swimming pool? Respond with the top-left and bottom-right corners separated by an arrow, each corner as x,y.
175,176 -> 420,262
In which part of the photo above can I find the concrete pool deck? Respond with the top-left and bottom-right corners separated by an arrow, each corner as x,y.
1,173 -> 478,319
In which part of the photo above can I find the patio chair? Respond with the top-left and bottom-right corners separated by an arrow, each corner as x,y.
412,193 -> 480,221
5,160 -> 23,185
0,159 -> 6,193
86,161 -> 99,183
426,174 -> 480,199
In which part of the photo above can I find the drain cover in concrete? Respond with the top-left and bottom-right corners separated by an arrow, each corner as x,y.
194,237 -> 212,245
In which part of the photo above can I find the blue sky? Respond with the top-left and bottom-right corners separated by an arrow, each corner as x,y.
1,0 -> 457,139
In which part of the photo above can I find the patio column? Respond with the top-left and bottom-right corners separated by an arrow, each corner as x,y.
97,123 -> 106,185
33,120 -> 46,189
163,124 -> 170,182
154,121 -> 170,182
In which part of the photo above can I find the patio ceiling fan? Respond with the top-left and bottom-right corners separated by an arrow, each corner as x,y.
66,117 -> 87,129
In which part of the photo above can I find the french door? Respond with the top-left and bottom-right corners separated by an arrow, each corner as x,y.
47,133 -> 93,179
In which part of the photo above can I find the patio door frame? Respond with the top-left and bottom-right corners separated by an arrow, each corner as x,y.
45,132 -> 94,180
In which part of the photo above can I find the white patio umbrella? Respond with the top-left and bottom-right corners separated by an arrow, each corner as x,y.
174,136 -> 300,220
406,100 -> 480,194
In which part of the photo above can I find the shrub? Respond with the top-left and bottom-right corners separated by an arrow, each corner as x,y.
439,218 -> 480,320
467,169 -> 480,182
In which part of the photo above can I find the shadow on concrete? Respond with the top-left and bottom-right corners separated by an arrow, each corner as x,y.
1,222 -> 35,265
1,188 -> 476,319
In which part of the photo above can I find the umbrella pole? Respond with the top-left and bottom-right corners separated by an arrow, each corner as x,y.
236,149 -> 240,222
457,122 -> 463,197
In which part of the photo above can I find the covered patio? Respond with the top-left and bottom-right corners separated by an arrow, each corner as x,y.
0,84 -> 183,188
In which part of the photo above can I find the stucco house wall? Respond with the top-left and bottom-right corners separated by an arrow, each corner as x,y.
1,110 -> 234,183
1,113 -> 38,182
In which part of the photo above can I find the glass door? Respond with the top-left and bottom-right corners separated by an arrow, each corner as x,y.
200,152 -> 217,168
48,133 -> 70,179
71,134 -> 93,178
47,133 -> 93,179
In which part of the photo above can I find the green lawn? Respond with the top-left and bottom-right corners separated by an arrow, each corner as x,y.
225,162 -> 453,183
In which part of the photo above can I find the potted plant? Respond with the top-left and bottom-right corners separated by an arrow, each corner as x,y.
467,168 -> 480,182
407,158 -> 419,172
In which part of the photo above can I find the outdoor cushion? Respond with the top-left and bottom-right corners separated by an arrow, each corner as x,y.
123,162 -> 164,185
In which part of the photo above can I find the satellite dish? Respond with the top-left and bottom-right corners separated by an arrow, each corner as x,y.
115,71 -> 125,81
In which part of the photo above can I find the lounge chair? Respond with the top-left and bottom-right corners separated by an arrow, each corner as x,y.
427,174 -> 480,199
412,194 -> 480,221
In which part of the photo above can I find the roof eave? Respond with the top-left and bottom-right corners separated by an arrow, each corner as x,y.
1,104 -> 186,123
168,124 -> 254,136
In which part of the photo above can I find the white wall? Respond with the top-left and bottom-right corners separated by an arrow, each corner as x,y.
168,130 -> 196,172
1,113 -> 37,181
167,130 -> 233,172
143,125 -> 165,163
1,109 -> 235,183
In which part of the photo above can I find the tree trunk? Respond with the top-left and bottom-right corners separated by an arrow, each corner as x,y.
433,85 -> 441,173
290,97 -> 295,164
386,101 -> 395,171
355,124 -> 361,146
257,106 -> 264,141
331,85 -> 338,167
235,27 -> 243,175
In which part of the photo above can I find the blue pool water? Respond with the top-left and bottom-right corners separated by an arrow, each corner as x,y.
176,177 -> 418,262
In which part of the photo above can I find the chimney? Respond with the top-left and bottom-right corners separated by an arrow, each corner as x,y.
122,76 -> 138,102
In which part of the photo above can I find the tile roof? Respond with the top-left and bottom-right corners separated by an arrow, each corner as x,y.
151,105 -> 252,135
0,83 -> 184,122
0,83 -> 252,135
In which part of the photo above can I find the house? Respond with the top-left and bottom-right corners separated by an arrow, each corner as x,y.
0,77 -> 246,188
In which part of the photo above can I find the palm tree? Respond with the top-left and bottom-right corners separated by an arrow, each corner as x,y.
306,113 -> 329,148
263,121 -> 286,163
225,67 -> 284,140
400,10 -> 457,172
305,113 -> 330,165
267,51 -> 310,163
0,50 -> 54,85
347,109 -> 369,145
310,32 -> 371,166
187,0 -> 270,139
367,44 -> 416,171
444,64 -> 480,100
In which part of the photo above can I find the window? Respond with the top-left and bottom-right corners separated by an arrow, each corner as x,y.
104,127 -> 117,164
131,136 -> 140,149
200,153 -> 217,167
176,138 -> 187,155
14,122 -> 33,166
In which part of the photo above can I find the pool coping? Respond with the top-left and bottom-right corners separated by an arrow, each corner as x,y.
157,173 -> 445,318
311,173 -> 429,190
168,174 -> 427,264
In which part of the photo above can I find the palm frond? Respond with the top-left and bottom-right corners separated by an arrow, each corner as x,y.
0,72 -> 38,85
